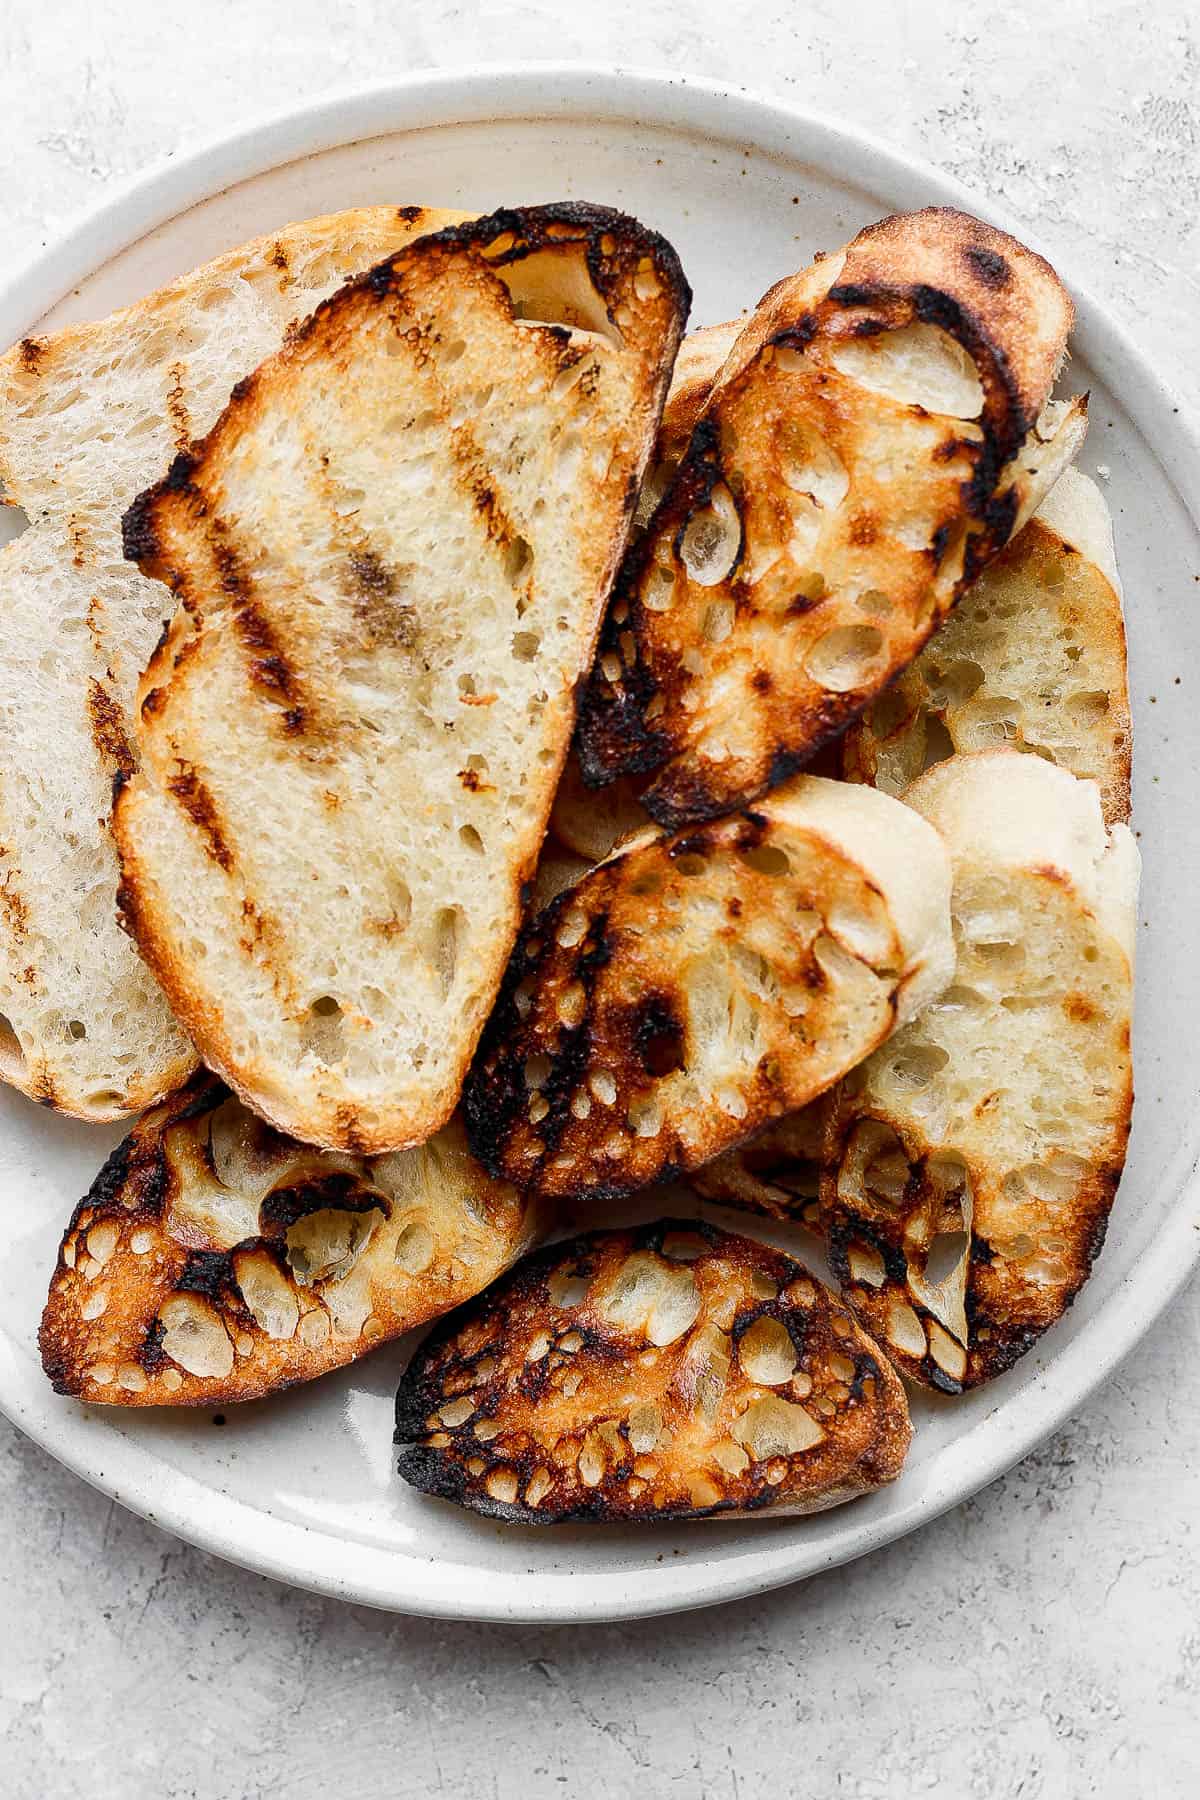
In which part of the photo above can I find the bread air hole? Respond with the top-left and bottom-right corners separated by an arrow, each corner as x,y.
680,483 -> 741,587
643,561 -> 676,612
431,906 -> 462,998
0,1013 -> 26,1077
804,624 -> 885,693
548,1269 -> 590,1309
732,1394 -> 823,1460
159,1292 -> 234,1379
739,843 -> 790,878
503,536 -> 533,587
776,419 -> 849,510
495,245 -> 623,347
598,1253 -> 700,1346
302,995 -> 345,1064
830,323 -> 984,418
739,1315 -> 798,1386
286,1206 -> 383,1286
233,1248 -> 299,1341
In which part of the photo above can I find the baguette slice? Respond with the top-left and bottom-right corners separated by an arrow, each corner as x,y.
39,1074 -> 538,1406
551,321 -> 740,863
116,204 -> 690,1152
842,467 -> 1131,824
464,775 -> 954,1201
394,1219 -> 911,1522
577,207 -> 1084,828
693,1104 -> 826,1222
822,751 -> 1138,1391
0,203 -> 468,1118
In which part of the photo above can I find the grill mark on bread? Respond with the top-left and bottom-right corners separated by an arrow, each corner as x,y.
166,763 -> 233,870
577,208 -> 1075,824
18,337 -> 45,374
87,679 -> 136,776
165,360 -> 192,451
110,202 -> 689,1149
0,866 -> 30,942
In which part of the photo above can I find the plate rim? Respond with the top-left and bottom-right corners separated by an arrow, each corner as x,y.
2,61 -> 1198,1624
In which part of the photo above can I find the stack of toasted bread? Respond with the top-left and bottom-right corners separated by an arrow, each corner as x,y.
7,196 -> 1135,1525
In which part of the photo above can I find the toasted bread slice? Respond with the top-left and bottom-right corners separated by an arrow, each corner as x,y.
39,1074 -> 538,1406
633,317 -> 743,527
551,321 -> 740,863
465,775 -> 953,1201
394,1219 -> 911,1522
843,468 -> 1131,824
821,750 -> 1137,1391
0,203 -> 468,1118
576,207 -> 1083,827
693,1104 -> 826,1222
115,205 -> 689,1152
548,748 -> 651,862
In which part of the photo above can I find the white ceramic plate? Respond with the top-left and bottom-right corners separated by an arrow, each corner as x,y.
1,67 -> 1198,1624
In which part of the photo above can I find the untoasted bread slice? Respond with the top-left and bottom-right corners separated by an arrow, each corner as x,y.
394,1219 -> 911,1522
577,207 -> 1083,827
842,468 -> 1131,824
39,1074 -> 538,1406
115,204 -> 690,1152
821,750 -> 1137,1391
465,775 -> 953,1201
0,203 -> 468,1118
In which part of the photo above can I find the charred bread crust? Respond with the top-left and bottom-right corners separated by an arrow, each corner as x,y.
394,1218 -> 911,1523
122,202 -> 691,585
576,207 -> 1076,825
39,1077 -> 537,1406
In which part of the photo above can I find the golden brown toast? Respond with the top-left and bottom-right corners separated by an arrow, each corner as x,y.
394,1219 -> 911,1522
842,467 -> 1131,825
576,207 -> 1083,827
39,1074 -> 537,1406
821,751 -> 1138,1391
115,204 -> 690,1153
464,774 -> 953,1202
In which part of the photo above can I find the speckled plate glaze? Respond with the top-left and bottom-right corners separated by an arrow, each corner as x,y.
1,67 -> 1197,1623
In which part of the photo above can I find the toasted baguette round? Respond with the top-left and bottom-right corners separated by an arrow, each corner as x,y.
39,1074 -> 538,1407
465,774 -> 954,1202
394,1219 -> 911,1522
0,203 -> 469,1118
577,207 -> 1083,828
843,468 -> 1131,824
822,750 -> 1138,1391
115,204 -> 691,1152
552,320 -> 743,865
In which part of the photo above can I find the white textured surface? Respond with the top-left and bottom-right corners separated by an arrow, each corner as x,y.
1,3 -> 1198,1795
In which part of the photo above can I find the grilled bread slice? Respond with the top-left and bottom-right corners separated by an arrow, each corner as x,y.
693,1104 -> 826,1222
821,750 -> 1138,1391
465,775 -> 954,1201
394,1219 -> 911,1522
551,321 -> 740,863
39,1074 -> 538,1406
576,207 -> 1084,828
115,204 -> 690,1152
0,203 -> 468,1118
842,468 -> 1131,824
